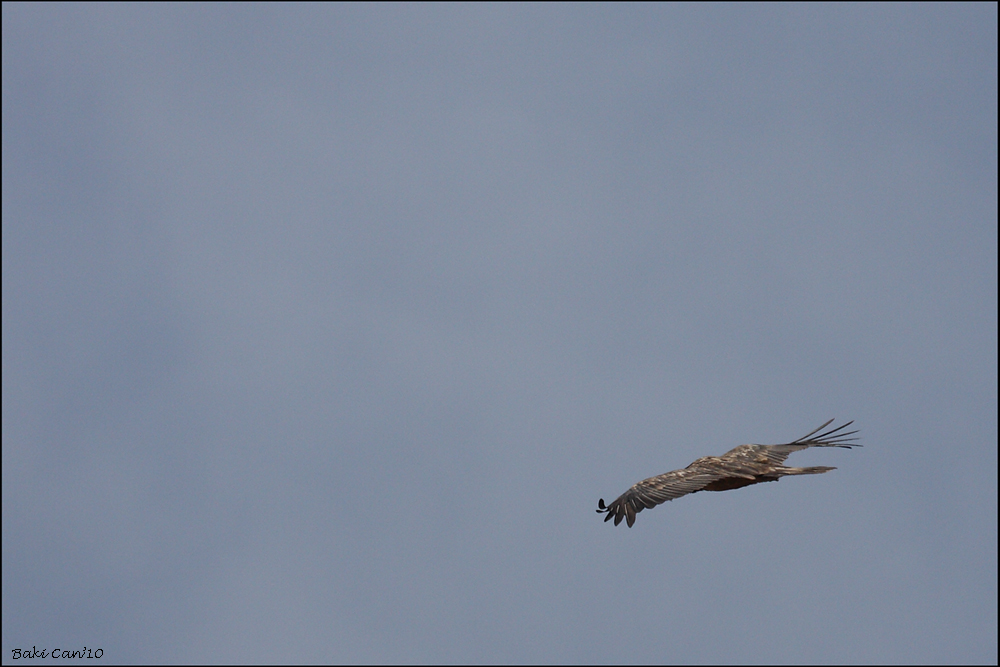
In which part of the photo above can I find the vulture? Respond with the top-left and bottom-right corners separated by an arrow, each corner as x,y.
597,419 -> 860,527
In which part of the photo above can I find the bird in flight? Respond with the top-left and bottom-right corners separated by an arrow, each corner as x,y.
597,419 -> 860,527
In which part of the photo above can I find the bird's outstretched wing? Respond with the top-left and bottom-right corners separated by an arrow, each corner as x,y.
596,468 -> 725,527
719,419 -> 860,466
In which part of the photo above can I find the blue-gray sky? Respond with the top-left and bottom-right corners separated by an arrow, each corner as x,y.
3,4 -> 996,664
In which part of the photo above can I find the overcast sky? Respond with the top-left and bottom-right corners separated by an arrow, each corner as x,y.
2,4 -> 997,664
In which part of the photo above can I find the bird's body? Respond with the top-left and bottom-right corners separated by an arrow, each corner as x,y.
597,419 -> 860,527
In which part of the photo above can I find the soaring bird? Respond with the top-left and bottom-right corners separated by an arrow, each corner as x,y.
597,419 -> 860,527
